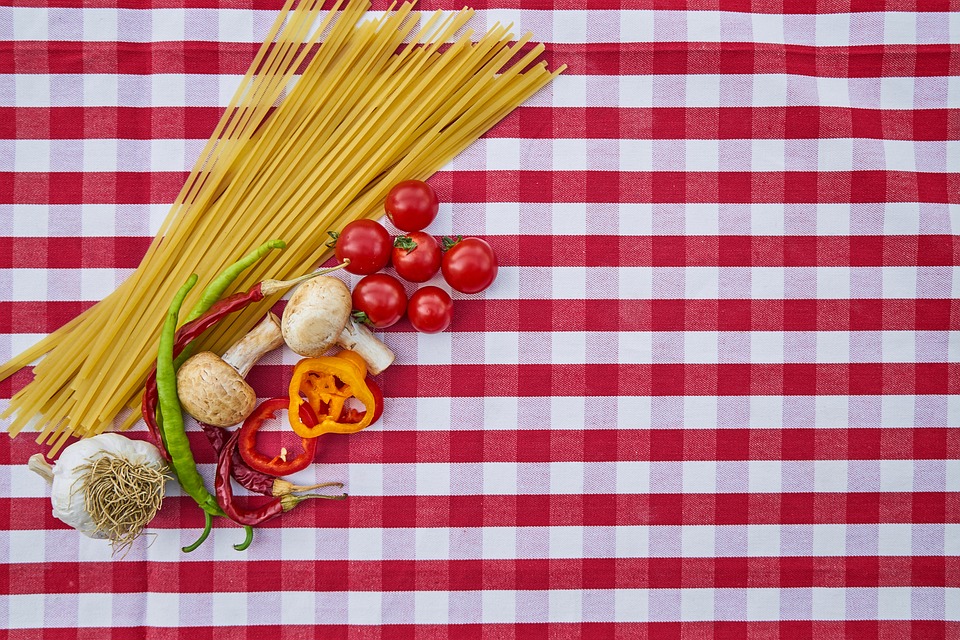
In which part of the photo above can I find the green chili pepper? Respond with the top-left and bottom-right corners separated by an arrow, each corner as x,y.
157,273 -> 224,552
183,239 -> 286,324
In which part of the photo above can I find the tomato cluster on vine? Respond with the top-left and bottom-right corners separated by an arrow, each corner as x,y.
327,180 -> 498,334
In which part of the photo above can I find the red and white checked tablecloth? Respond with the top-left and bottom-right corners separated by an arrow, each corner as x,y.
1,0 -> 958,637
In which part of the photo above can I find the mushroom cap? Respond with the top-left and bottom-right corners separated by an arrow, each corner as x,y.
281,276 -> 351,357
176,351 -> 257,427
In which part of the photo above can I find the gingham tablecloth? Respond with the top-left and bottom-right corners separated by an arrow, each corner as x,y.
1,0 -> 958,637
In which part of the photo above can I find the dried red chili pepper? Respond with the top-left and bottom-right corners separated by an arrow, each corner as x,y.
239,397 -> 319,476
215,430 -> 346,526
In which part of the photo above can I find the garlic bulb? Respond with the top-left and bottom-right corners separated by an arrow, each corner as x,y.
30,434 -> 168,545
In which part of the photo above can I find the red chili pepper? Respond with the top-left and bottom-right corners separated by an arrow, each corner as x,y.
215,430 -> 345,526
239,398 -> 319,476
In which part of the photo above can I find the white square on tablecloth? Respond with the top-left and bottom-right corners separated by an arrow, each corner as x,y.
549,462 -> 584,495
16,74 -> 50,108
751,14 -> 784,44
152,7 -> 185,40
684,331 -> 718,364
746,525 -> 779,557
13,7 -> 48,40
416,462 -> 451,496
883,203 -> 921,235
680,588 -> 715,622
16,139 -> 49,173
482,589 -> 516,623
681,524 -> 716,558
348,591 -> 382,625
414,528 -> 449,560
415,590 -> 448,625
481,527 -> 517,560
347,527 -> 383,561
550,525 -> 583,558
884,12 -> 918,45
212,592 -> 248,627
816,204 -> 851,236
815,332 -> 849,364
618,75 -> 651,109
814,461 -> 848,492
814,395 -> 849,428
683,396 -> 717,429
548,588 -> 582,622
811,524 -> 845,556
746,588 -> 779,622
749,461 -> 782,494
752,139 -> 785,172
818,138 -> 854,172
615,526 -> 648,559
685,75 -> 721,108
878,524 -> 912,556
685,140 -> 719,172
811,587 -> 846,620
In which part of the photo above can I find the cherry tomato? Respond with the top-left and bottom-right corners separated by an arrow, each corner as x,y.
392,232 -> 442,283
352,273 -> 407,328
441,236 -> 498,294
330,220 -> 391,275
407,286 -> 453,334
384,180 -> 439,232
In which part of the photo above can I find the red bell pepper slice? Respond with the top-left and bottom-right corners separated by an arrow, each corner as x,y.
238,397 -> 319,476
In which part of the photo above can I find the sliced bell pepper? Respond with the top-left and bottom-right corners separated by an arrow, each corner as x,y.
239,397 -> 319,476
288,354 -> 377,437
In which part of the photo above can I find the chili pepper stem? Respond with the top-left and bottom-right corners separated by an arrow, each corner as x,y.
280,491 -> 347,511
273,478 -> 347,496
260,260 -> 351,296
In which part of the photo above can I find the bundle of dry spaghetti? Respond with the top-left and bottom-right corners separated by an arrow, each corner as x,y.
0,0 -> 564,454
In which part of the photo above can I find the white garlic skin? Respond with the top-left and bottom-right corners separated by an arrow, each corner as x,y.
49,434 -> 166,538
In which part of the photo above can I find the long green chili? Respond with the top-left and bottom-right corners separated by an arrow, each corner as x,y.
157,241 -> 286,552
157,273 -> 224,552
183,239 -> 286,323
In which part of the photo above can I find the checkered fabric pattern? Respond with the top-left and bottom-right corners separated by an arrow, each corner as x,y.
1,0 -> 958,637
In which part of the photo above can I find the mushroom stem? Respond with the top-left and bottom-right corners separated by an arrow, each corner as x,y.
336,318 -> 395,375
28,453 -> 54,483
260,260 -> 350,297
221,312 -> 284,378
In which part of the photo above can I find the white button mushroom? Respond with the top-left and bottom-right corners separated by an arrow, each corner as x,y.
176,312 -> 285,427
281,276 -> 395,374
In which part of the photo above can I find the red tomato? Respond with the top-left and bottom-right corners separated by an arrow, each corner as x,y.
441,237 -> 498,294
352,273 -> 407,328
384,180 -> 439,232
407,287 -> 453,334
392,232 -> 442,283
331,220 -> 392,275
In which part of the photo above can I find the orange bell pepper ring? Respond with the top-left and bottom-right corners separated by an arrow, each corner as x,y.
288,353 -> 377,438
